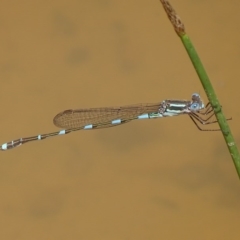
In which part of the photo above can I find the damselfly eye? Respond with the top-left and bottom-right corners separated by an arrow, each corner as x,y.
192,93 -> 200,99
190,103 -> 200,111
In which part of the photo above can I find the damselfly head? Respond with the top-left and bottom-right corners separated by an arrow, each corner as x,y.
190,93 -> 205,111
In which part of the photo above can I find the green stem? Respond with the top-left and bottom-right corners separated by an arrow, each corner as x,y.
159,0 -> 240,178
180,34 -> 240,178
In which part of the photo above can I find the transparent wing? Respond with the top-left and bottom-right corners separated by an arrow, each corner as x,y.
53,102 -> 161,129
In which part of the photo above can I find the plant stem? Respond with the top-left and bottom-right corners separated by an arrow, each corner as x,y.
159,0 -> 240,178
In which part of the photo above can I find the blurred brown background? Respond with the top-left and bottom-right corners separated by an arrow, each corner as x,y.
0,0 -> 240,239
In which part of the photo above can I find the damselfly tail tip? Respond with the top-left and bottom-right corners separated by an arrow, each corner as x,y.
1,143 -> 8,151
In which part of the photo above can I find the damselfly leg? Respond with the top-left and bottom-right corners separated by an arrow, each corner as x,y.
198,102 -> 214,115
189,103 -> 231,131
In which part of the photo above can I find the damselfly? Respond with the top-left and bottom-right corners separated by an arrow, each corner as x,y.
0,93 -> 219,151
